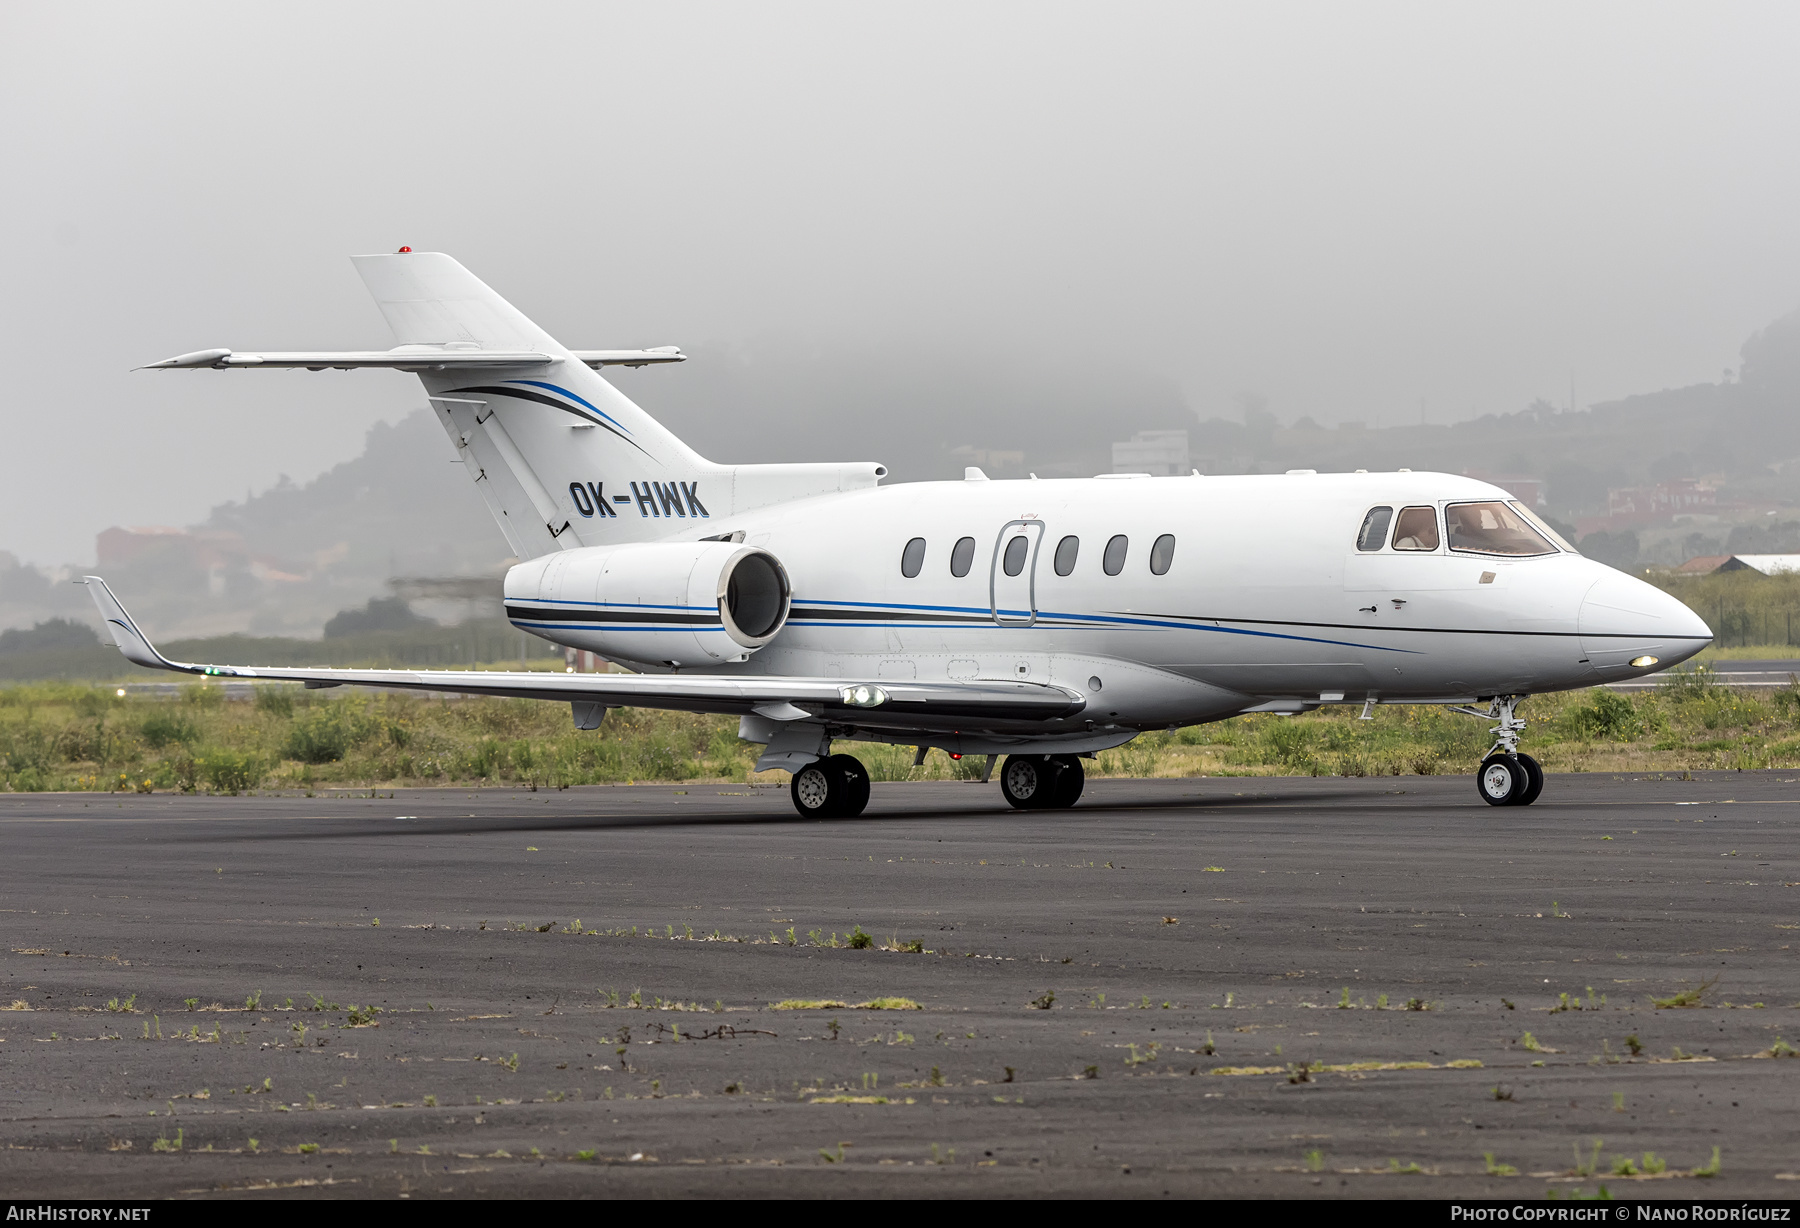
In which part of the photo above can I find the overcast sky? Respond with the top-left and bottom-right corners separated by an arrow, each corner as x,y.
3,1 -> 1798,563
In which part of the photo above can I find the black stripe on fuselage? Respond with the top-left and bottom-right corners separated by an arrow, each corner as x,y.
506,604 -> 719,626
788,605 -> 993,624
454,386 -> 654,459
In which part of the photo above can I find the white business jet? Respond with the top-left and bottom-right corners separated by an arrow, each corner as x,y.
87,251 -> 1712,815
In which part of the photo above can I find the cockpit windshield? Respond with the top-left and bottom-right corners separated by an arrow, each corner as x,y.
1444,501 -> 1557,556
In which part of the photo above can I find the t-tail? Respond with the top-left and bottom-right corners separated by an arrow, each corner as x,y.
143,251 -> 886,560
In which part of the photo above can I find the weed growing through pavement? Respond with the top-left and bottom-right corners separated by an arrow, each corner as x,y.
1571,1138 -> 1604,1177
1692,1147 -> 1722,1178
1484,1152 -> 1519,1176
1653,976 -> 1720,1008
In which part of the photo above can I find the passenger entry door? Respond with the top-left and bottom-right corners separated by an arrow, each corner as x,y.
990,521 -> 1044,626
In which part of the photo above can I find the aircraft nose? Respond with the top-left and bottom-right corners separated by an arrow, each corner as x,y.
1578,569 -> 1712,675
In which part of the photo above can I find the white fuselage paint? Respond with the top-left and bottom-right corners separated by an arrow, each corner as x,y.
512,470 -> 1712,734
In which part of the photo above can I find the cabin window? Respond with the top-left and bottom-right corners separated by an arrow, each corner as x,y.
1053,535 -> 1079,576
1445,501 -> 1556,556
1150,534 -> 1176,575
1392,506 -> 1440,551
1103,534 -> 1128,576
1002,535 -> 1030,576
900,537 -> 926,578
950,536 -> 976,577
1357,506 -> 1393,551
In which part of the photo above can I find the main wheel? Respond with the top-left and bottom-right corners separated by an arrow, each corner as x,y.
1515,752 -> 1544,806
1477,754 -> 1528,806
823,753 -> 871,817
790,754 -> 870,819
1045,754 -> 1085,808
999,754 -> 1055,809
791,759 -> 838,818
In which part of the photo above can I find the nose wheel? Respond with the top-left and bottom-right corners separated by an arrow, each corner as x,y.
790,754 -> 871,819
1453,696 -> 1544,806
1478,752 -> 1543,806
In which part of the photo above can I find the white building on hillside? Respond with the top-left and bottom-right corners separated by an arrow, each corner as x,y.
1111,430 -> 1190,476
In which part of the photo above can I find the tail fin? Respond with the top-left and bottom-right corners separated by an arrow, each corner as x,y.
351,253 -> 883,558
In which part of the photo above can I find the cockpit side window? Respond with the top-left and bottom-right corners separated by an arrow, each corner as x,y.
1357,506 -> 1393,551
1445,501 -> 1556,556
1391,506 -> 1440,551
1510,502 -> 1576,554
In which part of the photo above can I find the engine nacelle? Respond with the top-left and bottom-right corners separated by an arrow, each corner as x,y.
504,541 -> 791,666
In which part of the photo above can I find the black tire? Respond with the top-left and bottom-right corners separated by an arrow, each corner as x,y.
790,754 -> 870,819
1477,754 -> 1527,806
824,753 -> 871,817
1045,754 -> 1085,808
999,754 -> 1053,809
1515,752 -> 1544,806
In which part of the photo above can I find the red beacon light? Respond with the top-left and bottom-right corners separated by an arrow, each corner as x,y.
397,246 -> 412,253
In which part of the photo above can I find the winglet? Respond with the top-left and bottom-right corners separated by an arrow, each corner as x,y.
79,577 -> 200,673
136,348 -> 232,371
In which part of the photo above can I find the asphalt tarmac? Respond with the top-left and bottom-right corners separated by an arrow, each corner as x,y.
0,771 -> 1796,1200
1611,660 -> 1800,689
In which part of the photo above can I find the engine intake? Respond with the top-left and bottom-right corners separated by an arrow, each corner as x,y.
504,541 -> 791,666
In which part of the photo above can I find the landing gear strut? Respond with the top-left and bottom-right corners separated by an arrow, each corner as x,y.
998,754 -> 1085,810
790,754 -> 871,819
1451,695 -> 1543,807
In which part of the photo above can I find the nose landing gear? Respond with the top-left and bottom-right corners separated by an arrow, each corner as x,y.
1451,695 -> 1544,807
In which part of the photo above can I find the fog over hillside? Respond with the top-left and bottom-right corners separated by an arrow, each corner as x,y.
3,303 -> 1799,639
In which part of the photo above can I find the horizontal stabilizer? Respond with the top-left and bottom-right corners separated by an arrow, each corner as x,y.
138,347 -> 685,372
139,347 -> 548,371
569,348 -> 686,369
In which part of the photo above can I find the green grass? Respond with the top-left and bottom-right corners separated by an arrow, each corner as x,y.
4,664 -> 1800,793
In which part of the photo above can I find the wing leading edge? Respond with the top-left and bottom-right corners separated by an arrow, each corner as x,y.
80,578 -> 1084,730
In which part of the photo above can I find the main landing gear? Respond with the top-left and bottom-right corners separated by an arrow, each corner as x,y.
1451,695 -> 1543,807
790,754 -> 871,819
998,754 -> 1085,810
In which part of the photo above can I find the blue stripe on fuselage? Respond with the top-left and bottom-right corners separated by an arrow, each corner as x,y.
789,598 -> 1421,654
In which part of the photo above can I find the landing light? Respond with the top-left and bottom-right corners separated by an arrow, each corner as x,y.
1630,655 -> 1659,668
839,684 -> 888,708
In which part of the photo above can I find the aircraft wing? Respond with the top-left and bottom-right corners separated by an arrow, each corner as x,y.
138,347 -> 685,371
80,578 -> 1083,728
